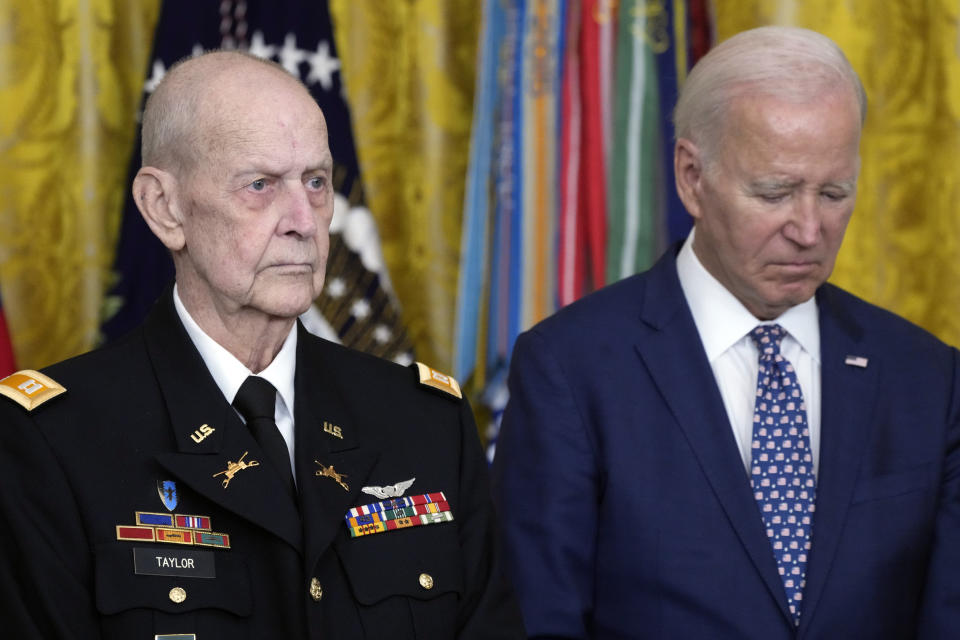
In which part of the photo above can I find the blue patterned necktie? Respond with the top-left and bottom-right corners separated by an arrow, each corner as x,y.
749,324 -> 816,626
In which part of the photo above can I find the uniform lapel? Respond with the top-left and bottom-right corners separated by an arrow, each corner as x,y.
145,290 -> 303,552
796,285 -> 878,636
293,327 -> 378,572
634,250 -> 794,625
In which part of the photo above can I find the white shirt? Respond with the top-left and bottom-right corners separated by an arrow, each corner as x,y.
173,285 -> 298,477
675,231 -> 821,477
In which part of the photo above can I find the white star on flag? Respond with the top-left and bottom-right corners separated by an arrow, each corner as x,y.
306,40 -> 341,90
373,325 -> 391,344
351,299 -> 371,320
326,278 -> 346,298
248,30 -> 277,61
278,33 -> 308,76
144,59 -> 167,94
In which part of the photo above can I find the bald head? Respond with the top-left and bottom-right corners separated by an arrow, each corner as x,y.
141,51 -> 314,174
132,49 -> 335,368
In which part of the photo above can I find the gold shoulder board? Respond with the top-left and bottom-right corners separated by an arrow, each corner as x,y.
414,362 -> 462,400
0,370 -> 66,411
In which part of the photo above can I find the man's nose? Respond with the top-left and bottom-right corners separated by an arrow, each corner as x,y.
278,182 -> 318,238
783,193 -> 822,247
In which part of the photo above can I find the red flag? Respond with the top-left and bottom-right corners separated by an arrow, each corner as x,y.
688,0 -> 714,64
557,0 -> 584,307
0,292 -> 16,377
579,0 -> 612,294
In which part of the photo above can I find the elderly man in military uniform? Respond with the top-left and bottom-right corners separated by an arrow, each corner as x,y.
0,51 -> 524,639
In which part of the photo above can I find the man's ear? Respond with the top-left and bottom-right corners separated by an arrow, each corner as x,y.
674,138 -> 705,222
132,167 -> 186,251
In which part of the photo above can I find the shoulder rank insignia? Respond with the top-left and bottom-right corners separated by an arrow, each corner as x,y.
0,370 -> 66,411
414,362 -> 462,399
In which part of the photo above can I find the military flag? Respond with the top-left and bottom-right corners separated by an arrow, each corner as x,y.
457,0 -> 713,459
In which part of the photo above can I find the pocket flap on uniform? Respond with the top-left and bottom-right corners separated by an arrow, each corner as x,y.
94,542 -> 252,616
336,525 -> 464,606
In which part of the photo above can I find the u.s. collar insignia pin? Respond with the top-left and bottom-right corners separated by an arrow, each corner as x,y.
323,420 -> 344,439
190,423 -> 215,444
212,451 -> 260,489
157,480 -> 178,511
362,478 -> 415,499
315,461 -> 349,491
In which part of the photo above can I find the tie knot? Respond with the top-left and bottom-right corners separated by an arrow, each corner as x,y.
750,323 -> 786,356
233,376 -> 277,422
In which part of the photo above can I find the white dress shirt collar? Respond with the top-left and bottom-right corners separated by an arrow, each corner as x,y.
172,284 -> 298,415
676,229 -> 820,362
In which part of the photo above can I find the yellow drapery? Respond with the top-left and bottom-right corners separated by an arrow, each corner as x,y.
0,0 -> 160,368
715,0 -> 960,347
329,0 -> 481,371
3,2 -> 956,371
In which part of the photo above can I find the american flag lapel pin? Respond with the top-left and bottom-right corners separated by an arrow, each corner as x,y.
844,355 -> 869,368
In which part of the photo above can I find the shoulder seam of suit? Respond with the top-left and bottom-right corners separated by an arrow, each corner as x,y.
0,369 -> 66,412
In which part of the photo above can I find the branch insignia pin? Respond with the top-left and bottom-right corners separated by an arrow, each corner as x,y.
212,451 -> 260,489
315,461 -> 349,491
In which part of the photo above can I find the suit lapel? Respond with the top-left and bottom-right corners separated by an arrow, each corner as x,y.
145,290 -> 303,551
634,250 -> 794,624
293,327 -> 378,572
796,286 -> 878,636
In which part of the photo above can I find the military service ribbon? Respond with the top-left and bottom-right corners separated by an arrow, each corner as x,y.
116,511 -> 230,549
345,491 -> 454,538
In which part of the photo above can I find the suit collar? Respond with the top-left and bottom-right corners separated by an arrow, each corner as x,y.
640,260 -> 882,633
796,284 -> 877,637
636,247 -> 796,625
144,286 -> 231,455
145,288 -> 303,551
292,325 -> 379,571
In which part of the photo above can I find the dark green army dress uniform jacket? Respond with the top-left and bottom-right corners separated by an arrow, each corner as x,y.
0,290 -> 525,639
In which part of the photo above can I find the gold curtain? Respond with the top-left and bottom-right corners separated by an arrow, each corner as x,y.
0,0 -> 160,368
715,0 -> 960,347
6,2 -> 954,372
329,0 -> 481,371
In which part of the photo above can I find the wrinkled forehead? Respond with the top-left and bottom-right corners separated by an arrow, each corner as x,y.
198,72 -> 330,162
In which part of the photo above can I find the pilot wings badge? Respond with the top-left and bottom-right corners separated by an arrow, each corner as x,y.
362,477 -> 416,499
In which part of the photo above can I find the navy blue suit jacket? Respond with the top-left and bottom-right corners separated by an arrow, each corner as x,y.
492,245 -> 960,638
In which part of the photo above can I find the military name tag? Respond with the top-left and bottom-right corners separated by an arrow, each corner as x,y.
133,547 -> 215,578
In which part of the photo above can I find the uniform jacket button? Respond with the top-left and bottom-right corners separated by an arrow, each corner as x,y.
418,573 -> 434,590
169,587 -> 187,603
309,577 -> 323,602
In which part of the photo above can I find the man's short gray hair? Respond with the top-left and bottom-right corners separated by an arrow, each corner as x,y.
673,26 -> 867,161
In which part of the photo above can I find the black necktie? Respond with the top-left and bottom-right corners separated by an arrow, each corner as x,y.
232,376 -> 295,495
